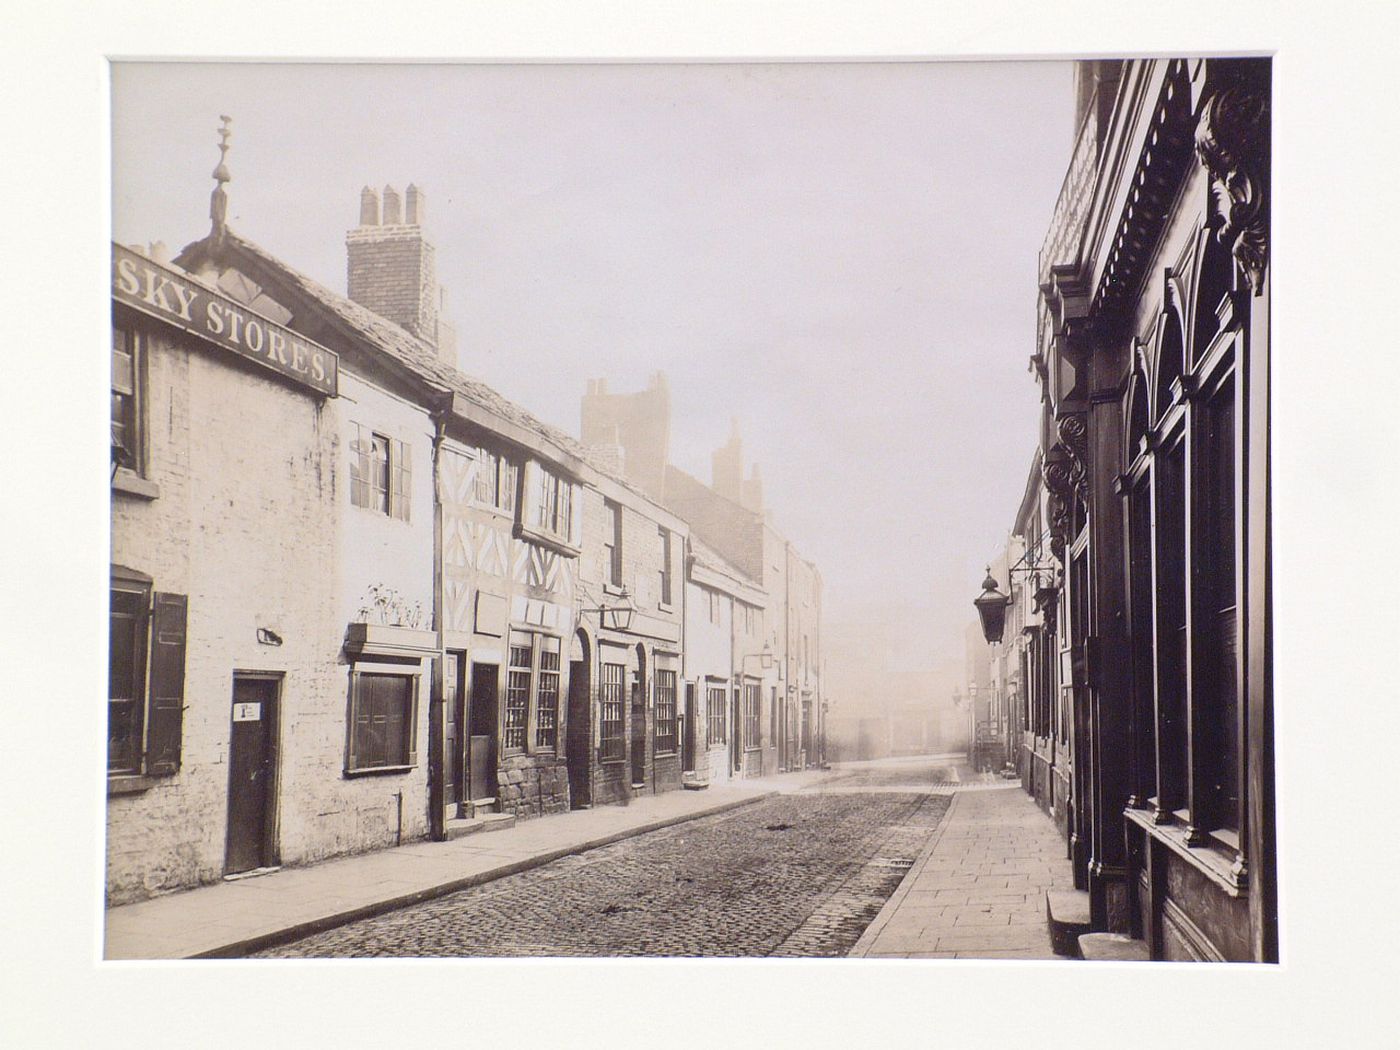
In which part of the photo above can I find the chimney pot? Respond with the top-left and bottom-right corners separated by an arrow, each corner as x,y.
406,183 -> 425,225
382,184 -> 402,224
359,186 -> 380,226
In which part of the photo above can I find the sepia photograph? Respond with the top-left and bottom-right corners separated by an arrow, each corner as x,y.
104,55 -> 1273,964
6,2 -> 1399,1047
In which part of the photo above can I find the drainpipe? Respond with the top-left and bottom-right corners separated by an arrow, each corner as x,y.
428,409 -> 448,841
728,561 -> 738,776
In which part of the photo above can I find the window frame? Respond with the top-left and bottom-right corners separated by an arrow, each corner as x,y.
111,322 -> 146,478
600,661 -> 626,762
345,663 -> 421,775
604,499 -> 624,588
658,527 -> 673,607
502,629 -> 564,754
706,681 -> 728,746
350,422 -> 411,522
1126,299 -> 1246,874
108,569 -> 187,787
109,578 -> 151,776
654,668 -> 678,755
743,679 -> 762,752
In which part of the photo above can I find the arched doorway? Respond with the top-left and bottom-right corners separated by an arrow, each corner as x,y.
566,629 -> 591,809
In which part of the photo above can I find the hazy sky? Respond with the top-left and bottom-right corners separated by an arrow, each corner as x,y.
112,60 -> 1075,682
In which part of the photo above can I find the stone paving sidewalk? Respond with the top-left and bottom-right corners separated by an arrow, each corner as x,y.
105,770 -> 831,961
849,783 -> 1075,959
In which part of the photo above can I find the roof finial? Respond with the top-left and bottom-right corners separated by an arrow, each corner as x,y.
210,115 -> 233,238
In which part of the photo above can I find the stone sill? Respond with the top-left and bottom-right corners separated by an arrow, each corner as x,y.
1124,806 -> 1247,897
107,774 -> 160,796
112,470 -> 160,501
344,764 -> 415,779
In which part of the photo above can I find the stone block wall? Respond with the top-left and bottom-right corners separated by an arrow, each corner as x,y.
497,754 -> 571,818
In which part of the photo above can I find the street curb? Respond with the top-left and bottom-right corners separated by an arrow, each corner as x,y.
188,790 -> 778,959
847,789 -> 964,958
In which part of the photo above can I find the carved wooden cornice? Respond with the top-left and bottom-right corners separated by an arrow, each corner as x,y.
1195,66 -> 1271,295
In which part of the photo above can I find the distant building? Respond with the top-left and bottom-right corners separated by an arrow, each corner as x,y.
581,381 -> 824,773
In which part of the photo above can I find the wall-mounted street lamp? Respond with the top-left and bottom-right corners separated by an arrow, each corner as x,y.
581,585 -> 637,633
974,530 -> 1059,645
974,567 -> 1012,644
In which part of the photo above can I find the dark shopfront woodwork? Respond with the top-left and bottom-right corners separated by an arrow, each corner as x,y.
226,675 -> 279,875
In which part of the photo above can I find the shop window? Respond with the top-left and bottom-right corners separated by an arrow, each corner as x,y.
600,662 -> 625,761
111,324 -> 144,477
108,569 -> 186,778
707,684 -> 728,745
654,669 -> 678,754
1195,376 -> 1239,835
1155,431 -> 1189,812
505,632 -> 533,751
347,669 -> 418,773
536,636 -> 561,751
350,423 -> 411,521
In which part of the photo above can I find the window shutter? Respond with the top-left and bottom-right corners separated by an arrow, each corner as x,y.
392,439 -> 412,522
146,592 -> 187,775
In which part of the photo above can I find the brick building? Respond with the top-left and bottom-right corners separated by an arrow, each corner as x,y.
581,388 -> 824,775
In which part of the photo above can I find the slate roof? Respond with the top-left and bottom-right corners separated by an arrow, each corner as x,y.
177,228 -> 661,511
688,533 -> 764,595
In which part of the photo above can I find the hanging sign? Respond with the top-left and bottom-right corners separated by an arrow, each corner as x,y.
112,243 -> 338,397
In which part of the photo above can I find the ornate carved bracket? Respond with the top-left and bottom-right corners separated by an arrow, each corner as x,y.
1195,71 -> 1270,295
1042,447 -> 1076,564
1056,411 -> 1090,505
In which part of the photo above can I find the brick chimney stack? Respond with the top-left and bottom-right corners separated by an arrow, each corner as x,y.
347,182 -> 456,368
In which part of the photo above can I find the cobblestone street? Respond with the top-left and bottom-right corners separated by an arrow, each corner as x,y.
253,767 -> 954,958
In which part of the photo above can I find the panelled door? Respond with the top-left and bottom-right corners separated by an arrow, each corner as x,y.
468,663 -> 499,801
225,675 -> 279,875
682,681 -> 697,774
444,652 -> 465,807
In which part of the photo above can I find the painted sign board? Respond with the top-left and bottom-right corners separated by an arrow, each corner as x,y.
233,702 -> 262,723
111,243 -> 338,397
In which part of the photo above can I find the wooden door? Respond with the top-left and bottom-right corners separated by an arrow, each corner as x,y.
444,652 -> 464,806
468,663 -> 499,800
567,655 -> 591,808
226,675 -> 278,875
682,681 -> 697,773
630,675 -> 646,785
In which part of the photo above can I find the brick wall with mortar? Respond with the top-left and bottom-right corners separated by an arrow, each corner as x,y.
346,227 -> 439,347
108,314 -> 342,905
